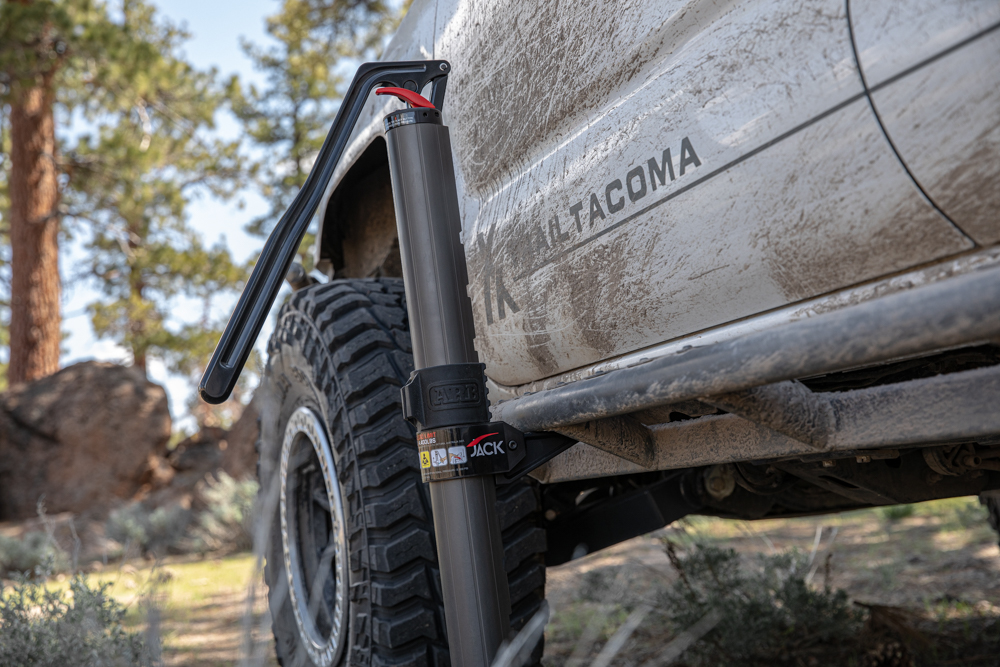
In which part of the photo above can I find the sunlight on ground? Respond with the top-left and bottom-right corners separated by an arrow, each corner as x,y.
48,554 -> 277,667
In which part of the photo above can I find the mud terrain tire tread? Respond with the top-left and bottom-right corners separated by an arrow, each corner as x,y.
258,278 -> 544,667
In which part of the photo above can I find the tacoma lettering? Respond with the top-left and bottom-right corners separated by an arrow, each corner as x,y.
477,137 -> 701,324
555,136 -> 701,249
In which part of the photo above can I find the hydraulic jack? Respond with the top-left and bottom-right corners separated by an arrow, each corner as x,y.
379,85 -> 512,664
200,60 -> 573,666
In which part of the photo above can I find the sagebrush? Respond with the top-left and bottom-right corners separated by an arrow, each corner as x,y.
0,574 -> 152,666
104,475 -> 259,556
191,472 -> 258,552
0,532 -> 69,578
105,504 -> 191,557
658,542 -> 864,666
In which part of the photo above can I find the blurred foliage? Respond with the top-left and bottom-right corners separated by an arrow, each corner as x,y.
191,473 -> 259,553
0,0 -> 249,381
105,475 -> 259,557
230,0 -> 405,271
880,503 -> 916,522
0,574 -> 152,667
0,532 -> 70,578
60,2 -> 249,376
105,503 -> 191,558
658,543 -> 864,666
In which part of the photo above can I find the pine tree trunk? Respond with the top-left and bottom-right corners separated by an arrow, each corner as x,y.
128,247 -> 148,378
133,349 -> 148,375
9,77 -> 61,385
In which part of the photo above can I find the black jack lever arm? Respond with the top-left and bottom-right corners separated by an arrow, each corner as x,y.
199,60 -> 450,404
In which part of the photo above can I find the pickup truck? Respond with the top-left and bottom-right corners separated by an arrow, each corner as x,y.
244,1 -> 1000,664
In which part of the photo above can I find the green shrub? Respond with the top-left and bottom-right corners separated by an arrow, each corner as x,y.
191,473 -> 259,553
657,542 -> 864,666
953,498 -> 988,529
0,532 -> 69,578
105,475 -> 259,557
879,504 -> 916,521
0,574 -> 151,666
105,503 -> 191,557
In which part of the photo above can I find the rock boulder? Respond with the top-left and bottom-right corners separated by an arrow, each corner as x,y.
0,361 -> 171,520
219,393 -> 259,480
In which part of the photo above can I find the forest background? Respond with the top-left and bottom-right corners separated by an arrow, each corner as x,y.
0,0 -> 404,433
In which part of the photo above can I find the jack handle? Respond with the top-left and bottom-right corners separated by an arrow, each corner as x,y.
199,60 -> 451,404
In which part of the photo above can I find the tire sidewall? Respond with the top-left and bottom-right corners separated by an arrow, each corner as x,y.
260,313 -> 366,667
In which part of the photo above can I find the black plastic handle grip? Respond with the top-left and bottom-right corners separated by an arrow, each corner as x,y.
199,60 -> 451,404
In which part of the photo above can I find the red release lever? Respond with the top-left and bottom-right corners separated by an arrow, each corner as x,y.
375,86 -> 436,109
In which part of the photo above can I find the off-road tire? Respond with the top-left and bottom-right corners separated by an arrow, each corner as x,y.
257,278 -> 546,666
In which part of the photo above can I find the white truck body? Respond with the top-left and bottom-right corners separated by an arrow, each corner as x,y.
320,0 -> 999,397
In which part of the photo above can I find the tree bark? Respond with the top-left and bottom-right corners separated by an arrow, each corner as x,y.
132,348 -> 148,375
127,231 -> 148,377
9,76 -> 61,385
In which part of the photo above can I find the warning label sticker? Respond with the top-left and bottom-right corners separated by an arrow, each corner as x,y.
415,423 -> 525,482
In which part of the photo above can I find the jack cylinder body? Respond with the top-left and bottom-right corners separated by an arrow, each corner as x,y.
385,106 -> 511,666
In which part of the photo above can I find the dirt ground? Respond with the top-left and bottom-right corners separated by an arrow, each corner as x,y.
144,556 -> 278,667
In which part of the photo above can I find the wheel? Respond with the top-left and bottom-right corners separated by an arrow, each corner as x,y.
257,278 -> 546,666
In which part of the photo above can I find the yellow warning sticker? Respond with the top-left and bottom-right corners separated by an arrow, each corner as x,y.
420,451 -> 432,469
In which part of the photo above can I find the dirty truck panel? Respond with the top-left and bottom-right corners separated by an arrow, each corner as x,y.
848,0 -> 1000,87
440,0 -> 975,386
319,0 -> 995,390
865,28 -> 1000,245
